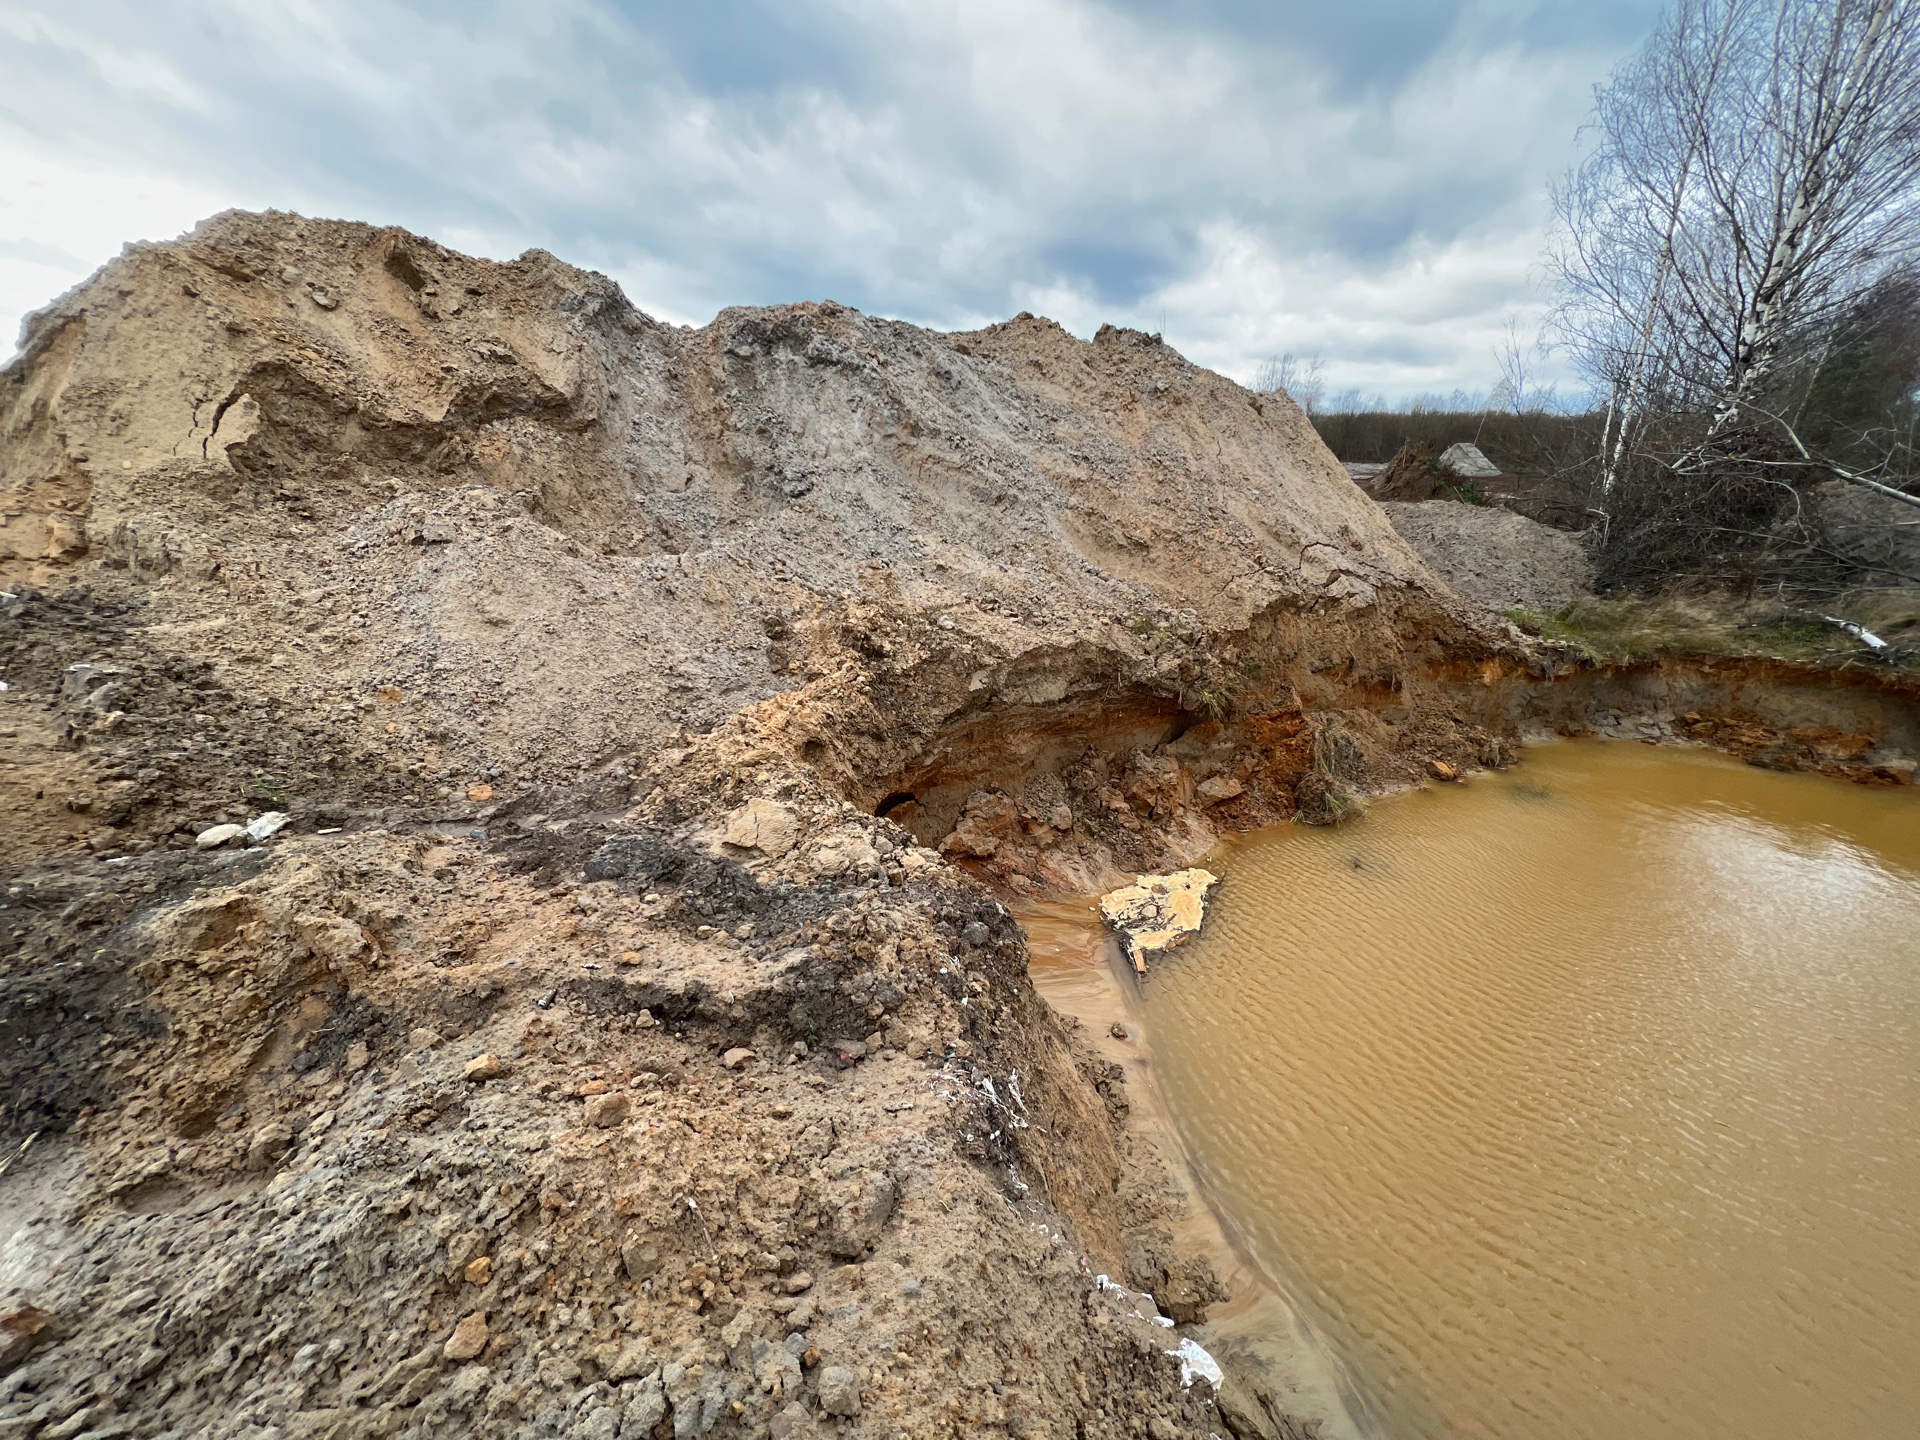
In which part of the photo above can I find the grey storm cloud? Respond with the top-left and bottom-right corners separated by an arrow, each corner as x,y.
0,0 -> 1662,397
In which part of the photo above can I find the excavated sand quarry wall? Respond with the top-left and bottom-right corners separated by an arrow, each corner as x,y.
1,211 -> 1914,1440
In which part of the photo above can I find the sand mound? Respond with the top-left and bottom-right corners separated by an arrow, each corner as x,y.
1380,501 -> 1595,613
0,210 -> 1529,1440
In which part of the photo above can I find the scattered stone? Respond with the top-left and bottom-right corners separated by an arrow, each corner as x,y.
344,1041 -> 371,1074
1196,774 -> 1244,805
817,1364 -> 862,1417
244,1121 -> 294,1171
824,1170 -> 896,1258
1427,759 -> 1461,782
770,1401 -> 814,1438
466,782 -> 494,802
244,811 -> 290,843
621,1376 -> 668,1435
810,838 -> 876,879
1099,868 -> 1218,974
722,1047 -> 757,1071
829,1038 -> 867,1066
621,1239 -> 662,1282
0,1306 -> 61,1374
602,1338 -> 656,1381
782,1271 -> 814,1295
463,1053 -> 507,1082
585,1093 -> 630,1128
463,1256 -> 492,1286
1109,1022 -> 1129,1040
720,798 -> 799,858
408,1028 -> 443,1049
443,1311 -> 488,1363
195,823 -> 244,850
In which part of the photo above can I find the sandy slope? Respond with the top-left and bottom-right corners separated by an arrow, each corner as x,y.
0,211 -> 1536,1440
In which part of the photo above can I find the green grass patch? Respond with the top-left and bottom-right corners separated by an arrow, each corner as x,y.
1505,592 -> 1920,669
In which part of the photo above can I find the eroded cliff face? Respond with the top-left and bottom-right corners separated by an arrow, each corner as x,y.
0,210 -> 1536,1440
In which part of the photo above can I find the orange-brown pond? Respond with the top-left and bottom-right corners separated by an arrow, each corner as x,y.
1030,740 -> 1920,1440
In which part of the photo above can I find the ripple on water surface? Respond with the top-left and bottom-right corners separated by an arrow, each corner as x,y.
1144,741 -> 1920,1440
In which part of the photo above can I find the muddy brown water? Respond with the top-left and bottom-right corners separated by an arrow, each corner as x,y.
1026,741 -> 1920,1440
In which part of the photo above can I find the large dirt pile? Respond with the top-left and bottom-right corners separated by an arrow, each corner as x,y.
1,211 -> 1525,1440
1379,501 -> 1595,613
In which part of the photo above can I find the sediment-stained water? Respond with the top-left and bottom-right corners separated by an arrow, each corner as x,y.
1049,742 -> 1920,1440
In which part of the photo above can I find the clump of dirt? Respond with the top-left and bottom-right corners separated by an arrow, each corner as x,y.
0,209 -> 1906,1440
1369,443 -> 1451,502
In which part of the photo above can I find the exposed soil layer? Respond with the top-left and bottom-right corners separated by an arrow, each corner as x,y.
2,212 -> 1915,1440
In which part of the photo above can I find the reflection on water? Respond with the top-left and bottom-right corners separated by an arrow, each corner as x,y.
1065,742 -> 1919,1440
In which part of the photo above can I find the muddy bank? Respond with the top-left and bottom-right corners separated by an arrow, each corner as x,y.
1021,902 -> 1381,1440
1442,652 -> 1920,783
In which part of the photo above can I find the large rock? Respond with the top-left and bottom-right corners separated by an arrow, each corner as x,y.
721,798 -> 799,858
1099,868 -> 1218,974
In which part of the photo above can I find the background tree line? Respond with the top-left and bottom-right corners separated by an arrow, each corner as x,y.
1278,0 -> 1920,609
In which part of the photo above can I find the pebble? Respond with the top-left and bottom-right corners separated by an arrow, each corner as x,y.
817,1364 -> 862,1417
0,1305 -> 61,1371
721,1047 -> 756,1071
443,1311 -> 488,1362
621,1239 -> 661,1281
463,1053 -> 508,1083
586,1093 -> 630,1128
245,1122 -> 294,1171
195,823 -> 244,850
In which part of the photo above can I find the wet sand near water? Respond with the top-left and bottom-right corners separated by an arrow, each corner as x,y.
1022,900 -> 1378,1438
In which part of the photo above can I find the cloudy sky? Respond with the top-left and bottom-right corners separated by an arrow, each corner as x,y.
0,0 -> 1662,400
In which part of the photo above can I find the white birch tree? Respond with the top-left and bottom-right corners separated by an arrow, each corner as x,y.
1551,0 -> 1920,509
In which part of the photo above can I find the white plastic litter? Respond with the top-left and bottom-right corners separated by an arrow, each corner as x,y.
1822,615 -> 1889,651
1167,1335 -> 1223,1389
245,811 -> 291,842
